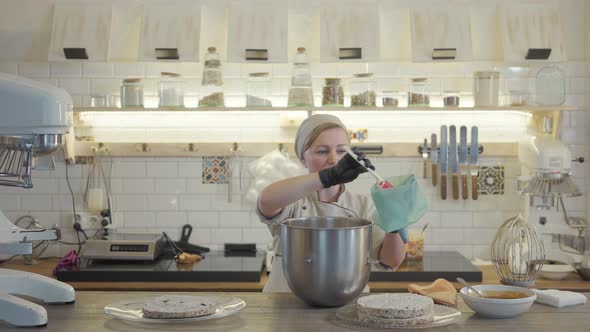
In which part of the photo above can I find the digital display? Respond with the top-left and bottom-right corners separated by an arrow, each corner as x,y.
110,244 -> 149,252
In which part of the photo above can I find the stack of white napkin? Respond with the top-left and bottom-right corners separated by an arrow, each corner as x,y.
533,289 -> 587,308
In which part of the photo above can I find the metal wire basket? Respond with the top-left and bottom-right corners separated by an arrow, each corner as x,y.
0,136 -> 34,188
491,214 -> 545,287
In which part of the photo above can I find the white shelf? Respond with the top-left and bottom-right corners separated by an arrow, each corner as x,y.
73,105 -> 578,113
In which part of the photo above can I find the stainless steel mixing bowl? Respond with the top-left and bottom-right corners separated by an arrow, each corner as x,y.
281,216 -> 375,307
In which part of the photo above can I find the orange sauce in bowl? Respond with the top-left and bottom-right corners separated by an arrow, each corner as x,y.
479,291 -> 530,299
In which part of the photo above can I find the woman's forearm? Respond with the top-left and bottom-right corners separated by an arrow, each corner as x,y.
257,173 -> 324,217
379,232 -> 406,269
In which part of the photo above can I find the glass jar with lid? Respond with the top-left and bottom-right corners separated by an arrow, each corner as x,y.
159,72 -> 184,107
121,78 -> 144,108
350,73 -> 376,107
473,71 -> 499,106
408,78 -> 430,107
199,47 -> 225,107
322,78 -> 344,106
535,64 -> 565,106
288,47 -> 314,107
443,90 -> 460,107
381,90 -> 404,107
247,72 -> 272,107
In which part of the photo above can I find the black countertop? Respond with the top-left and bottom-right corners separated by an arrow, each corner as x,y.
370,251 -> 482,282
56,250 -> 265,282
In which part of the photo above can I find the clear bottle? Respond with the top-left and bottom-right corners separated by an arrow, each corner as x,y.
288,47 -> 313,107
322,78 -> 344,106
535,64 -> 565,106
247,72 -> 272,107
408,78 -> 430,107
350,73 -> 376,107
199,47 -> 225,107
121,78 -> 144,108
159,72 -> 184,107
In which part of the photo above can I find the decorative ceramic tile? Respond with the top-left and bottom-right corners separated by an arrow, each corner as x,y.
202,156 -> 228,184
478,166 -> 504,195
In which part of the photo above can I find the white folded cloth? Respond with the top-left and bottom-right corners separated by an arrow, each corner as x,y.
533,289 -> 587,308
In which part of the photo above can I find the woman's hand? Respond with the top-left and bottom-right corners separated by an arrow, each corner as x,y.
318,151 -> 374,188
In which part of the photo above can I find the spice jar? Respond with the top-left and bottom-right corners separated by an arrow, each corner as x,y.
159,72 -> 184,107
408,78 -> 430,107
288,47 -> 314,107
508,90 -> 528,106
350,73 -> 376,107
199,47 -> 224,107
121,78 -> 144,108
322,78 -> 344,106
443,90 -> 460,107
247,72 -> 272,107
474,71 -> 499,107
381,90 -> 399,107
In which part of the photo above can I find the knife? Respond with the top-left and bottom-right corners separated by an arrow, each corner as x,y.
449,125 -> 459,200
439,126 -> 448,200
422,138 -> 428,179
470,126 -> 479,200
431,133 -> 438,186
459,126 -> 468,200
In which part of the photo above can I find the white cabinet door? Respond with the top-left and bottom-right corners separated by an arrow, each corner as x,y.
227,0 -> 288,63
320,0 -> 380,62
410,6 -> 472,62
49,4 -> 112,61
139,3 -> 201,61
470,5 -> 503,61
501,3 -> 566,62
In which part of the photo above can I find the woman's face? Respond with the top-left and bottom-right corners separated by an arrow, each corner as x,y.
302,127 -> 349,173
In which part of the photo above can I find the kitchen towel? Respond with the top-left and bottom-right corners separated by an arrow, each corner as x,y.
533,289 -> 587,308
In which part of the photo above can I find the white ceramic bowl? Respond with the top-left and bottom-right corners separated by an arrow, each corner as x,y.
539,260 -> 575,280
460,285 -> 536,318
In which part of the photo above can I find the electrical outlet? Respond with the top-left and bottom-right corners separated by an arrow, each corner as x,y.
72,212 -> 104,231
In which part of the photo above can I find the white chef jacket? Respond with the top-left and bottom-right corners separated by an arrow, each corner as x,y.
256,186 -> 386,292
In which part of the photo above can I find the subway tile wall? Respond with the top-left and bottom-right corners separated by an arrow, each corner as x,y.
0,61 -> 586,261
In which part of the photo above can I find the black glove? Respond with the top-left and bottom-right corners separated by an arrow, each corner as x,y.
318,150 -> 374,188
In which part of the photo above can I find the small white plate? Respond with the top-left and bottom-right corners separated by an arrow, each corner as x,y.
336,304 -> 461,329
104,295 -> 246,324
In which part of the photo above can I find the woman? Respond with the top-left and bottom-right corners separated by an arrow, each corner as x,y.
257,114 -> 406,292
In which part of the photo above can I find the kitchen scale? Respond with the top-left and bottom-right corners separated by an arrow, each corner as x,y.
81,233 -> 167,261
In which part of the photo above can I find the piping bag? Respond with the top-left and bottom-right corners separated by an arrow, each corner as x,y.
342,146 -> 393,189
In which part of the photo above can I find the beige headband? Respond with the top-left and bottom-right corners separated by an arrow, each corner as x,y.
294,114 -> 347,160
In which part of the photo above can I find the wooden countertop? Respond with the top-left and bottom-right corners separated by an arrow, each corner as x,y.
2,258 -> 589,292
1,291 -> 589,331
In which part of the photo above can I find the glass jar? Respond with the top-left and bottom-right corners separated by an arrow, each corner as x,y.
408,78 -> 430,106
159,72 -> 184,107
535,64 -> 565,106
473,71 -> 499,106
322,78 -> 344,106
121,78 -> 144,108
443,90 -> 460,107
381,90 -> 399,107
202,47 -> 223,86
350,73 -> 376,107
291,47 -> 312,88
247,72 -> 272,107
288,47 -> 314,107
199,47 -> 224,107
90,95 -> 108,107
509,90 -> 528,106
